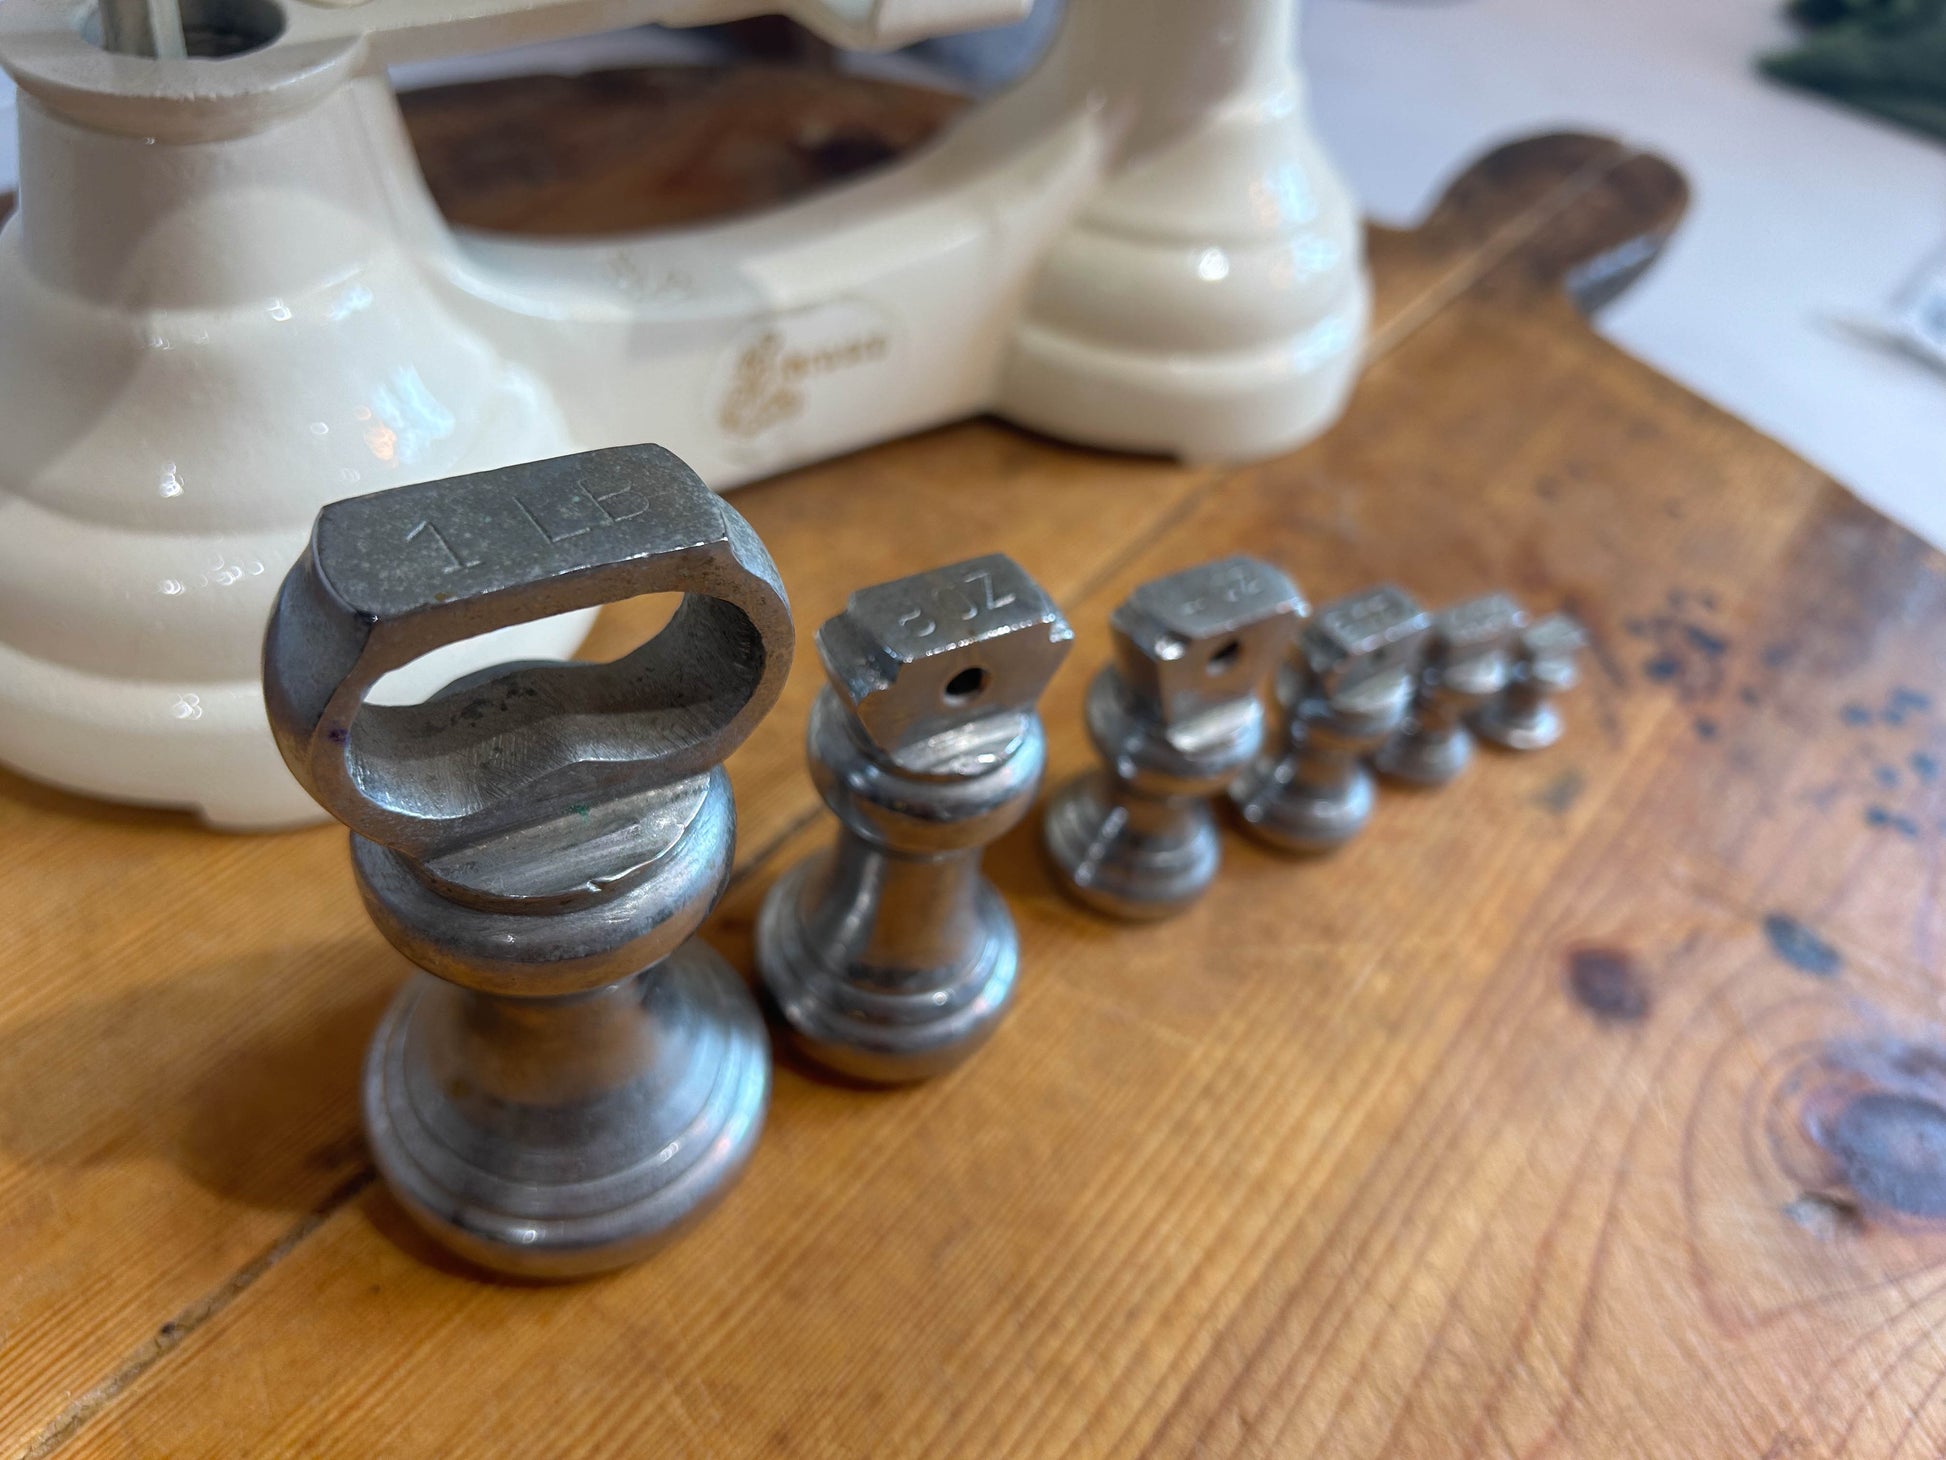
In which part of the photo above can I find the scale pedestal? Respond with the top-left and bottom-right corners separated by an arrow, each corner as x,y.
0,0 -> 1366,826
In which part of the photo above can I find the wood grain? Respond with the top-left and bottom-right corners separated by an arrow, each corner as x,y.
3,66 -> 1940,1460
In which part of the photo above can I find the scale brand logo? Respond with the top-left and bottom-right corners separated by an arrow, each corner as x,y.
716,300 -> 896,444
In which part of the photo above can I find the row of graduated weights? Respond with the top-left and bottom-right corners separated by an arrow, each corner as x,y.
262,446 -> 1582,1279
1043,565 -> 1586,921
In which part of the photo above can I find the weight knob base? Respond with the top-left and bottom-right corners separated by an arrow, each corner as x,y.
363,944 -> 770,1280
1472,701 -> 1564,752
1042,771 -> 1222,921
1229,756 -> 1378,854
1373,726 -> 1472,787
758,853 -> 1019,1084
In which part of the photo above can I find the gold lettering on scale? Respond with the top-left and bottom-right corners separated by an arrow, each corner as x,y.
719,324 -> 893,441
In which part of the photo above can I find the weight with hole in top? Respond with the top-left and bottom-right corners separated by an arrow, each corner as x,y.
1374,592 -> 1529,787
1229,583 -> 1431,854
1043,555 -> 1306,920
756,554 -> 1072,1083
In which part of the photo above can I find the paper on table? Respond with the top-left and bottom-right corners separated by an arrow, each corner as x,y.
1884,249 -> 1946,376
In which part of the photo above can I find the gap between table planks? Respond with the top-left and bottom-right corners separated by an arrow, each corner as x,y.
3,66 -> 1944,1460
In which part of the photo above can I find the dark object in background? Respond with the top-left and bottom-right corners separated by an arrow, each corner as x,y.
1763,0 -> 1946,141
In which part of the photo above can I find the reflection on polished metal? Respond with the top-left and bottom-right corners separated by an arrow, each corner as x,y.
1472,613 -> 1587,751
1044,557 -> 1305,920
757,556 -> 1071,1083
1374,593 -> 1528,787
1229,584 -> 1431,853
262,444 -> 793,1278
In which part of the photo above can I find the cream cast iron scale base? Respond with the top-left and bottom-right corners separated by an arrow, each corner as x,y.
0,0 -> 1368,827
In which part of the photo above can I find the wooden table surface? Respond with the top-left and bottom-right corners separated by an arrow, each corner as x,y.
6,69 -> 1946,1459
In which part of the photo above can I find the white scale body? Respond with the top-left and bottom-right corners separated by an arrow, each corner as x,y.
0,0 -> 1367,826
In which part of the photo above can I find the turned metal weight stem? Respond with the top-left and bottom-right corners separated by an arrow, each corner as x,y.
808,836 -> 989,976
